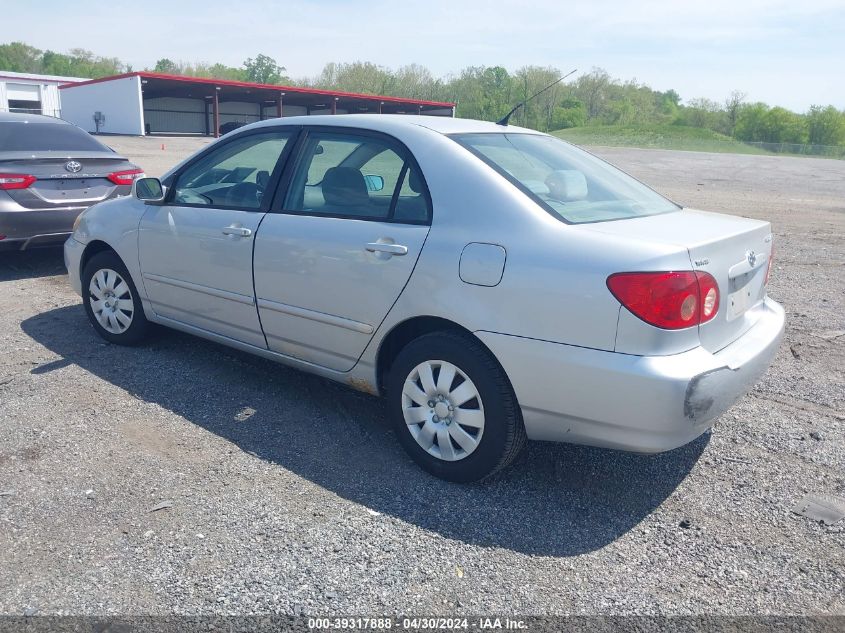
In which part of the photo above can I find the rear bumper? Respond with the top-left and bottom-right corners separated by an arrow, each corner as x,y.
0,189 -> 128,250
0,204 -> 85,250
0,232 -> 73,251
476,297 -> 785,453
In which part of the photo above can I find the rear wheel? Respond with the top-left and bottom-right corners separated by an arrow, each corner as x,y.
81,251 -> 149,345
386,330 -> 526,482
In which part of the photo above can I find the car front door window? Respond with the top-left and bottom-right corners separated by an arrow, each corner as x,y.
172,131 -> 291,209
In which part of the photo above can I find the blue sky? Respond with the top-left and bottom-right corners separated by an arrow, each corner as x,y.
7,0 -> 844,111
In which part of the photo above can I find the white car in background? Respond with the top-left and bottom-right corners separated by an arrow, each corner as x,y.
64,115 -> 784,482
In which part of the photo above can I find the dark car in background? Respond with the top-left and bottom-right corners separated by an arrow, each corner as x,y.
0,113 -> 144,251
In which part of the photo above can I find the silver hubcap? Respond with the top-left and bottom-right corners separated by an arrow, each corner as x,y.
88,268 -> 134,335
402,360 -> 485,462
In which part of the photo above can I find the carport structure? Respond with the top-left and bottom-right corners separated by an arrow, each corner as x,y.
59,72 -> 455,137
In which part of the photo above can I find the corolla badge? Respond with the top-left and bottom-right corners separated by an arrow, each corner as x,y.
746,250 -> 757,267
65,160 -> 83,173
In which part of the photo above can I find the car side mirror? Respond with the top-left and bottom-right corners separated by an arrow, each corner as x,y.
135,177 -> 165,202
364,174 -> 385,192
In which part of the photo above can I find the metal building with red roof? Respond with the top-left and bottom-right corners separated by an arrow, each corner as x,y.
59,72 -> 455,137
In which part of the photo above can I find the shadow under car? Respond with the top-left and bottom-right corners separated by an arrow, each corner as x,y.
20,304 -> 707,557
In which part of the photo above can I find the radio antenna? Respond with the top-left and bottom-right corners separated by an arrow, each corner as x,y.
497,68 -> 577,126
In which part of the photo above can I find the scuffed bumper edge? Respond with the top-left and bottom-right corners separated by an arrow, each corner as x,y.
476,298 -> 785,453
64,236 -> 84,297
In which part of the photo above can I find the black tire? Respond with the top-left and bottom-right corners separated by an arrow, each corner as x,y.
81,250 -> 149,345
386,330 -> 526,482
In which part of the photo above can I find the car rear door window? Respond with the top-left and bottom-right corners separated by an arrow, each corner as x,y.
171,131 -> 292,210
0,121 -> 111,152
283,131 -> 430,223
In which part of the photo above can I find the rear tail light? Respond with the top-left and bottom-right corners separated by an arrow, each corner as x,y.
0,173 -> 36,190
607,271 -> 720,330
107,168 -> 145,186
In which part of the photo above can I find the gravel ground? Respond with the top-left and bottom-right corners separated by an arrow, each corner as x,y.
0,141 -> 843,617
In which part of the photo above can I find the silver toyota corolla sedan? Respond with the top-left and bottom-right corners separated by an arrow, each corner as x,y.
0,112 -> 143,251
64,115 -> 784,482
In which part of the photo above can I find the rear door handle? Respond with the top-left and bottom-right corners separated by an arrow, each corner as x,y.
366,242 -> 408,256
222,226 -> 252,237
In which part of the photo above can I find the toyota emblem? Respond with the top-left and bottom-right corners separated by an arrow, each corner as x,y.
746,250 -> 757,267
65,160 -> 82,173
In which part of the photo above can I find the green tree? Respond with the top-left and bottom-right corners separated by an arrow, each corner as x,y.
552,98 -> 587,129
153,58 -> 179,74
656,89 -> 680,119
806,105 -> 845,146
571,68 -> 611,121
735,103 -> 807,144
512,65 -> 562,131
734,103 -> 770,142
0,41 -> 42,73
762,107 -> 807,143
243,54 -> 287,84
724,90 -> 746,136
678,98 -> 727,133
312,61 -> 395,95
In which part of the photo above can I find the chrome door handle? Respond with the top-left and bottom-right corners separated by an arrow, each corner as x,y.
366,242 -> 408,256
222,226 -> 252,237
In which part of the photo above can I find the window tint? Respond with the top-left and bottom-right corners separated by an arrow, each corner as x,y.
284,132 -> 429,222
172,131 -> 291,209
0,121 -> 110,152
451,133 -> 678,224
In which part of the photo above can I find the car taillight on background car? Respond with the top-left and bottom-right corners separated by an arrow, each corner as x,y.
0,173 -> 36,190
607,271 -> 720,330
106,168 -> 145,186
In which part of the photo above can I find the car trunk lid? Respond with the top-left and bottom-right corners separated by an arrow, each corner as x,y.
583,209 -> 773,353
0,155 -> 132,209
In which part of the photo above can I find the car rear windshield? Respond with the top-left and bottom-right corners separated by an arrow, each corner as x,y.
451,133 -> 678,224
0,121 -> 111,152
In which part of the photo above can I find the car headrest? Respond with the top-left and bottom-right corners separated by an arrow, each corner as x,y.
322,167 -> 369,207
408,168 -> 423,194
545,170 -> 588,201
256,170 -> 270,190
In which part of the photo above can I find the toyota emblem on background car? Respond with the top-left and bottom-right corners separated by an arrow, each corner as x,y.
65,160 -> 83,173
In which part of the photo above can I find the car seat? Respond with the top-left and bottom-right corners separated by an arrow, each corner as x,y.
393,169 -> 429,222
321,167 -> 374,215
544,170 -> 588,202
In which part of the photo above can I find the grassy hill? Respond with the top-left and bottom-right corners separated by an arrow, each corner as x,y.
552,124 -> 767,155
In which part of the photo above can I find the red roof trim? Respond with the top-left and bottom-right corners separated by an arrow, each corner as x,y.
59,71 -> 455,108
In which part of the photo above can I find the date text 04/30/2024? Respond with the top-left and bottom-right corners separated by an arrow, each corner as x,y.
307,618 -> 528,630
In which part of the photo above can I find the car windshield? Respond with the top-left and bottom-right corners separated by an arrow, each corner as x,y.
0,121 -> 111,152
451,132 -> 679,224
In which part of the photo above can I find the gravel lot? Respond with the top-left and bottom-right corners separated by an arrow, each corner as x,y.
0,138 -> 843,617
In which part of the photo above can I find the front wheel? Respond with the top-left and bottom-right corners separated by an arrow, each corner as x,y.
386,331 -> 526,482
81,250 -> 149,345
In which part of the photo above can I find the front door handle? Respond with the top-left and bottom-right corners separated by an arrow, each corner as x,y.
222,225 -> 252,237
366,242 -> 408,256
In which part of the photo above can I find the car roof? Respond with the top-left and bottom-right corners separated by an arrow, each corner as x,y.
0,112 -> 72,124
246,114 -> 541,137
